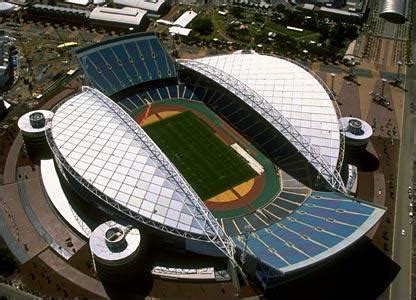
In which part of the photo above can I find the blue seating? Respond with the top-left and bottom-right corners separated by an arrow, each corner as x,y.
275,198 -> 298,211
178,85 -> 186,98
76,33 -> 177,96
168,85 -> 178,99
281,218 -> 342,248
222,219 -> 240,236
147,89 -> 162,102
308,193 -> 375,215
292,211 -> 355,237
257,231 -> 308,265
82,59 -> 112,93
136,40 -> 159,79
183,85 -> 194,100
301,205 -> 368,227
99,48 -> 130,85
118,99 -> 135,112
129,95 -> 145,107
157,87 -> 170,100
192,86 -> 206,101
270,224 -> 325,257
263,204 -> 288,218
245,236 -> 289,269
112,44 -> 140,85
123,41 -> 149,82
149,38 -> 175,78
245,214 -> 268,228
88,52 -> 123,91
280,191 -> 306,204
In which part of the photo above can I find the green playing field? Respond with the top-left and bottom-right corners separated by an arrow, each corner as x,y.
143,111 -> 257,200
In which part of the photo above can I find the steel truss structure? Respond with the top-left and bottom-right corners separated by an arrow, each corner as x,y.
178,60 -> 347,194
45,86 -> 235,261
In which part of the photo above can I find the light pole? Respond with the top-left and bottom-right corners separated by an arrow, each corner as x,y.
330,73 -> 336,95
395,60 -> 403,84
381,78 -> 387,99
240,225 -> 252,266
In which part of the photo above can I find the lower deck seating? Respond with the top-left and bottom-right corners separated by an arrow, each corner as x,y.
232,191 -> 380,273
116,84 -> 215,114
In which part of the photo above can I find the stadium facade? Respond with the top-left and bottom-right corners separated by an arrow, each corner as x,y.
38,33 -> 384,290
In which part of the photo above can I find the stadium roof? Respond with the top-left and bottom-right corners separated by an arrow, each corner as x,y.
189,52 -> 342,171
46,86 -> 235,259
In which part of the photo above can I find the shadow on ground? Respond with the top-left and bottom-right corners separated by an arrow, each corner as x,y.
350,150 -> 380,172
264,237 -> 400,300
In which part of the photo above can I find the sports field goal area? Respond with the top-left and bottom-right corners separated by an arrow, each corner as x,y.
143,111 -> 258,200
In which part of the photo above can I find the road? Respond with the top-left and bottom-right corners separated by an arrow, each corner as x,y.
389,3 -> 416,299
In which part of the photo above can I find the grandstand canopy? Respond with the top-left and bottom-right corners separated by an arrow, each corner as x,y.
192,51 -> 341,171
47,87 -> 234,259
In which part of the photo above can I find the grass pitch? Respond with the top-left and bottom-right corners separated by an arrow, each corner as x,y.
144,111 -> 257,200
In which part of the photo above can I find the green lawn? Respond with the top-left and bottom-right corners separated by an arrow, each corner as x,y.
144,111 -> 257,200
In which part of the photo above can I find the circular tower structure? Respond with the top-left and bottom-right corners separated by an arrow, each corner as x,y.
340,117 -> 373,152
18,110 -> 53,163
89,221 -> 142,282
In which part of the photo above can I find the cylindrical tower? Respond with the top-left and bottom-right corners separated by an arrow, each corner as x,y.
89,221 -> 142,282
18,110 -> 54,163
89,221 -> 154,297
340,117 -> 373,152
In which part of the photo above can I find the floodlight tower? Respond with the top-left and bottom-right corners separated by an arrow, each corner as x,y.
169,32 -> 176,57
395,60 -> 403,85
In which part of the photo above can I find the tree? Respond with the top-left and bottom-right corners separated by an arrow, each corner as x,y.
192,18 -> 213,36
0,247 -> 17,277
230,6 -> 243,19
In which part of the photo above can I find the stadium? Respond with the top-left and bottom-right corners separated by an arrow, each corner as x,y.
27,32 -> 385,293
